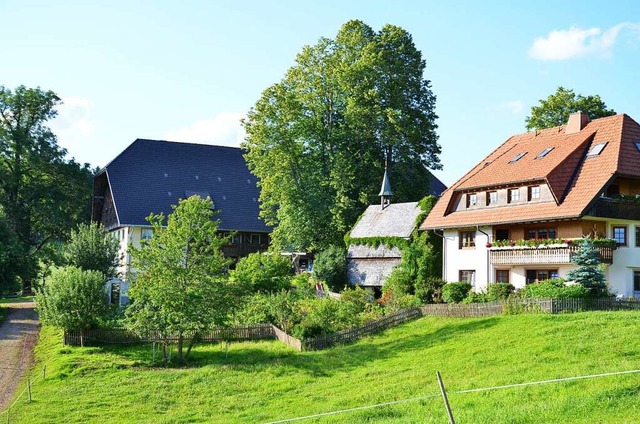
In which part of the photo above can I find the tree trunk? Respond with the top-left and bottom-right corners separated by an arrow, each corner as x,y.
184,333 -> 199,361
162,343 -> 168,363
177,333 -> 184,362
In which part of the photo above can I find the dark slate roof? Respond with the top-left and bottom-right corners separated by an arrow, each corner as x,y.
99,139 -> 270,232
350,202 -> 421,239
427,172 -> 447,197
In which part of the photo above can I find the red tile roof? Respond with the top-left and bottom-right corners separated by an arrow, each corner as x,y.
421,114 -> 640,230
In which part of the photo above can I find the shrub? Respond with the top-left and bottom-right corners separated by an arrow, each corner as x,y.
518,278 -> 588,299
463,291 -> 488,304
442,282 -> 472,304
230,252 -> 292,293
415,277 -> 446,303
313,245 -> 347,292
487,282 -> 515,301
384,267 -> 413,295
36,266 -> 111,346
382,292 -> 421,312
64,222 -> 119,278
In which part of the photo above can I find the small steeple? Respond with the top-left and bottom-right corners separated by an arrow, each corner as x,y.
379,161 -> 392,210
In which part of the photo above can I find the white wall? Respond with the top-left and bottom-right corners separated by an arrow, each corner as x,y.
443,227 -> 491,292
606,221 -> 640,297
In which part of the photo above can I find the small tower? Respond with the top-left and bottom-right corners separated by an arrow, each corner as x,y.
379,164 -> 392,210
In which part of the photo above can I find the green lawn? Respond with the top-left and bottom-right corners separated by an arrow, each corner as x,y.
6,312 -> 640,423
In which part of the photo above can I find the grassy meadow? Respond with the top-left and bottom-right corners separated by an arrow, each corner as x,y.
5,312 -> 640,423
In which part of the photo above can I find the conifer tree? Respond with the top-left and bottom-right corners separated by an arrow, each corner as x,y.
567,238 -> 607,293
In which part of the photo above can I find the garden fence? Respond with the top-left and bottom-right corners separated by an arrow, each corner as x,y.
63,298 -> 640,351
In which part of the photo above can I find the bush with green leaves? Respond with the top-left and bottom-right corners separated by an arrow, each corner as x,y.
518,278 -> 588,299
313,245 -> 347,292
462,291 -> 488,304
64,222 -> 120,278
487,282 -> 515,301
442,282 -> 473,304
36,266 -> 110,346
230,252 -> 292,293
415,277 -> 446,303
384,267 -> 413,296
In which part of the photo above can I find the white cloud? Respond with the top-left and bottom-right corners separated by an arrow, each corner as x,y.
50,96 -> 95,159
164,112 -> 246,147
529,23 -> 640,61
505,100 -> 524,114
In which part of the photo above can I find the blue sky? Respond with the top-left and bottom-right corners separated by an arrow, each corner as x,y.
2,0 -> 640,186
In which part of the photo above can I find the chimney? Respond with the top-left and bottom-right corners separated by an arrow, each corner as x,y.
565,111 -> 590,134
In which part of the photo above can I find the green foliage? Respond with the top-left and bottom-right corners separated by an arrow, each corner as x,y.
242,20 -> 440,251
230,252 -> 292,294
487,282 -> 515,301
313,245 -> 347,292
415,277 -> 446,304
35,266 -> 110,345
0,206 -> 26,293
525,86 -> 615,131
344,236 -> 409,250
462,291 -> 488,304
0,86 -> 94,289
126,196 -> 231,362
384,267 -> 413,295
441,282 -> 472,304
63,222 -> 119,278
567,237 -> 607,292
380,292 -> 421,313
381,195 -> 442,301
518,278 -> 588,299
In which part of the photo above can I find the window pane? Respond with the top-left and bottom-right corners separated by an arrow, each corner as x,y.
634,271 -> 640,292
636,227 -> 640,248
496,270 -> 509,283
613,226 -> 627,245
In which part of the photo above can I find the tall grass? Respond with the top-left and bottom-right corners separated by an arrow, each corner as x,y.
7,312 -> 640,423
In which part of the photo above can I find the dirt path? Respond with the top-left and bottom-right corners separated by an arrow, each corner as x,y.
0,302 -> 40,411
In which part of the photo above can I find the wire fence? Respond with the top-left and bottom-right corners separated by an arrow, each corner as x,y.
0,364 -> 47,424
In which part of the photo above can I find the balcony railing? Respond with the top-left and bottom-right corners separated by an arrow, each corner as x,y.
222,243 -> 268,258
489,245 -> 614,265
587,198 -> 640,220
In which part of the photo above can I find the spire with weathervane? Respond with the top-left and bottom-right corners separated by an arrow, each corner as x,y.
379,158 -> 392,210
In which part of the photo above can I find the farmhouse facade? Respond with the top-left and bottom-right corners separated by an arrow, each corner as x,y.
421,112 -> 640,296
92,139 -> 270,302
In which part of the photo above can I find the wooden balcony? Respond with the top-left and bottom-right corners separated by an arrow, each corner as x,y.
222,243 -> 268,258
489,245 -> 614,265
587,198 -> 640,220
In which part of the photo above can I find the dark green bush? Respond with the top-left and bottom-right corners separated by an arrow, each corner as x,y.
518,278 -> 588,299
384,267 -> 413,295
415,277 -> 447,303
487,282 -> 515,301
313,245 -> 347,292
462,291 -> 488,304
442,282 -> 473,304
230,252 -> 292,293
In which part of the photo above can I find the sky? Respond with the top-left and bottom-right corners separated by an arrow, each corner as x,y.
2,0 -> 640,187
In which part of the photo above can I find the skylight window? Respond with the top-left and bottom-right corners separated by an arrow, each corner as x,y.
509,152 -> 527,163
587,142 -> 608,157
635,141 -> 640,152
535,147 -> 554,159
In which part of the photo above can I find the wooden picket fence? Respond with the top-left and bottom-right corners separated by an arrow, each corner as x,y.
63,298 -> 640,351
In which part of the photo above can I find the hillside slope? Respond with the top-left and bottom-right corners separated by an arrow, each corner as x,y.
6,312 -> 640,423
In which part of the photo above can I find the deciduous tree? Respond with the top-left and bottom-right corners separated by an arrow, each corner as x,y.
525,86 -> 615,130
126,196 -> 231,363
242,20 -> 441,251
64,222 -> 120,278
0,85 -> 94,288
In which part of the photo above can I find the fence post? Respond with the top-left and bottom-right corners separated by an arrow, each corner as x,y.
27,378 -> 32,402
436,371 -> 455,424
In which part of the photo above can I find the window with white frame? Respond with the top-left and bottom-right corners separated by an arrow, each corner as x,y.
508,188 -> 520,203
459,270 -> 476,284
459,231 -> 476,248
467,193 -> 478,207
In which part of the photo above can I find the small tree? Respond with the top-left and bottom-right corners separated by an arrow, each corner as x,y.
64,222 -> 120,278
230,252 -> 292,293
36,266 -> 110,346
567,238 -> 607,294
313,245 -> 347,292
126,196 -> 231,363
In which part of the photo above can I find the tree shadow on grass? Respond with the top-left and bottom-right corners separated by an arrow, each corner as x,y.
92,317 -> 500,377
